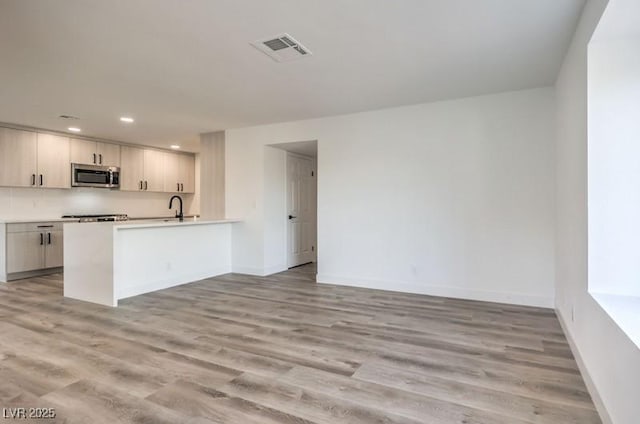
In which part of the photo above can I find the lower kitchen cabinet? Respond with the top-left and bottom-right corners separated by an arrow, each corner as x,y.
44,230 -> 64,268
6,231 -> 45,273
2,222 -> 65,280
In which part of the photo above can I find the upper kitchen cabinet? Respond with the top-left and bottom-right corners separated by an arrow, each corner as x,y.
143,149 -> 165,192
163,152 -> 180,193
179,154 -> 195,193
120,146 -> 145,191
0,128 -> 69,189
120,146 -> 165,192
163,152 -> 195,193
37,133 -> 70,188
70,138 -> 120,167
0,127 -> 37,187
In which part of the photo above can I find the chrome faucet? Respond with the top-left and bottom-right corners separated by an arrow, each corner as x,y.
169,195 -> 184,221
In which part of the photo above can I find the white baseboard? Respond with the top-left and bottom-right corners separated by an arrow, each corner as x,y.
230,267 -> 262,276
264,263 -> 288,275
4,267 -> 63,283
232,264 -> 287,277
556,308 -> 613,424
316,273 -> 554,308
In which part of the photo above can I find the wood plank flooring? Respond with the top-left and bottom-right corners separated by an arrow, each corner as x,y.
0,264 -> 600,423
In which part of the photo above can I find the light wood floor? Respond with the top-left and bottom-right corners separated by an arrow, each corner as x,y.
0,264 -> 600,423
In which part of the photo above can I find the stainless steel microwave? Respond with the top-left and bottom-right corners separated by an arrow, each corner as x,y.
71,163 -> 120,188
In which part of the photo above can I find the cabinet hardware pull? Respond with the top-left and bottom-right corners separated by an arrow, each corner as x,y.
39,233 -> 44,245
31,174 -> 36,185
139,180 -> 143,190
99,154 -> 102,164
144,181 -> 148,190
39,174 -> 43,186
47,233 -> 51,245
37,225 -> 53,228
177,182 -> 180,191
93,153 -> 96,164
181,183 -> 184,192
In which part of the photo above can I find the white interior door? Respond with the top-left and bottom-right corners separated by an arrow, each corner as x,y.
287,153 -> 314,268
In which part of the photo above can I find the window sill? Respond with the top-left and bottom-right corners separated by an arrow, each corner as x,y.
591,292 -> 640,350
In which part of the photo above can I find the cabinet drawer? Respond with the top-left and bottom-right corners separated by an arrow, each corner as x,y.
7,222 -> 64,233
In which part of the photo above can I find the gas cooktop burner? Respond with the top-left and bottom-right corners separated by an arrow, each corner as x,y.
62,214 -> 128,222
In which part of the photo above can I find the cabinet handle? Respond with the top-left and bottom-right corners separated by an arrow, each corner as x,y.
47,232 -> 51,245
40,233 -> 44,245
139,180 -> 143,190
177,182 -> 180,192
39,174 -> 43,186
37,225 -> 53,228
144,181 -> 148,190
93,153 -> 96,164
31,174 -> 36,186
180,183 -> 184,192
99,154 -> 103,164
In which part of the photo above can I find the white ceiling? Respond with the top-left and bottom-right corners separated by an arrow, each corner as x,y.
0,0 -> 585,152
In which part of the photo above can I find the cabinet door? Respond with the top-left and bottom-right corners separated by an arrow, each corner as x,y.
70,138 -> 97,165
163,152 -> 180,193
0,127 -> 37,187
97,142 -> 121,167
44,230 -> 63,268
120,146 -> 145,191
143,149 -> 165,192
37,133 -> 70,189
179,154 -> 195,193
6,232 -> 45,273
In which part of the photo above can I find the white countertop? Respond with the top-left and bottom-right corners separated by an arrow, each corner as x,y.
112,218 -> 240,229
62,217 -> 239,229
0,217 -> 81,223
0,215 -> 200,224
64,218 -> 239,306
63,215 -> 235,306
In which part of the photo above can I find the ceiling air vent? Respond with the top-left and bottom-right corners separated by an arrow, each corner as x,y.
251,33 -> 312,63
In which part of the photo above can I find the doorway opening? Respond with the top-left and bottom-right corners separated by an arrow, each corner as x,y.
286,152 -> 316,268
268,140 -> 317,272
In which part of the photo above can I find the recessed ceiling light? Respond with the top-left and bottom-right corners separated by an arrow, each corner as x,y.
170,145 -> 180,149
68,127 -> 81,132
120,117 -> 134,123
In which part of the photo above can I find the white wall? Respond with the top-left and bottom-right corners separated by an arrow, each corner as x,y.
226,87 -> 556,307
588,37 -> 640,297
263,146 -> 287,274
0,187 -> 196,220
555,1 -> 640,423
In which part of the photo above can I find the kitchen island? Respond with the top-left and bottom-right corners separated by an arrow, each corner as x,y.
63,218 -> 239,306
